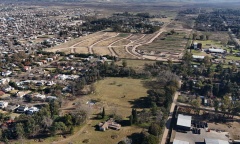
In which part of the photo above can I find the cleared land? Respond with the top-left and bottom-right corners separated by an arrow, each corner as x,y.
112,39 -> 131,46
92,47 -> 112,55
137,30 -> 189,55
112,46 -> 133,58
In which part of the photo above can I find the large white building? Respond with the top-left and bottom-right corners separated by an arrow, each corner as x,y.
176,114 -> 192,131
204,138 -> 229,144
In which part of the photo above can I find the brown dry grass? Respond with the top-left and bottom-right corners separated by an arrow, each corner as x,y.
52,32 -> 105,49
112,39 -> 131,46
92,47 -> 111,56
73,47 -> 89,54
112,47 -> 134,58
94,35 -> 128,47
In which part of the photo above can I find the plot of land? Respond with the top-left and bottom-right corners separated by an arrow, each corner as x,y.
95,34 -> 129,47
87,77 -> 148,118
112,46 -> 133,58
112,39 -> 131,46
137,30 -> 189,55
92,47 -> 111,56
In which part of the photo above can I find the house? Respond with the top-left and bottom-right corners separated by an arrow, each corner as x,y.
0,78 -> 10,85
15,91 -> 31,98
98,118 -> 121,131
2,71 -> 12,77
204,138 -> 229,144
3,86 -> 14,92
176,114 -> 192,131
24,66 -> 31,71
207,48 -> 226,54
192,55 -> 205,61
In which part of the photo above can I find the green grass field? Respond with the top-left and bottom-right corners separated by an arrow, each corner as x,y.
116,59 -> 155,69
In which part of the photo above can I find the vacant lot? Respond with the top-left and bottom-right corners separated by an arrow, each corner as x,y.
112,46 -> 133,58
138,30 -> 189,54
92,47 -> 111,56
87,77 -> 148,118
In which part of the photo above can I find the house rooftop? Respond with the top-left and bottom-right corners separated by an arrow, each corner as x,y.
205,138 -> 229,144
173,139 -> 189,144
177,114 -> 192,128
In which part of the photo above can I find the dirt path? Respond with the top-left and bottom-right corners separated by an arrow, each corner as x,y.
160,91 -> 179,144
47,32 -> 107,52
127,21 -> 172,60
89,33 -> 119,54
108,34 -> 133,56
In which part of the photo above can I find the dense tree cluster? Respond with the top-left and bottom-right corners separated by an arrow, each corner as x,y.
0,100 -> 88,142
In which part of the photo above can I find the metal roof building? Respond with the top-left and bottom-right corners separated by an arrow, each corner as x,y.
208,48 -> 225,53
205,138 -> 229,144
192,55 -> 205,60
173,139 -> 190,144
177,114 -> 192,128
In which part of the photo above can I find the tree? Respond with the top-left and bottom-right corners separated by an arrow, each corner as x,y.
142,134 -> 158,144
132,109 -> 138,124
129,115 -> 133,126
50,122 -> 67,136
148,123 -> 160,136
221,95 -> 232,116
203,56 -> 211,68
122,60 -> 127,68
102,107 -> 105,119
49,100 -> 60,117
16,123 -> 25,141
214,99 -> 219,112
191,97 -> 201,115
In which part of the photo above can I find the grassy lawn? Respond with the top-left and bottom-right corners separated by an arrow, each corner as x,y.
225,55 -> 240,61
22,77 -> 148,144
116,59 -> 155,69
195,40 -> 226,49
87,77 -> 149,118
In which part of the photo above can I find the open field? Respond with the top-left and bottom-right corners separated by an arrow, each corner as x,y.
137,30 -> 189,55
116,59 -> 155,69
112,46 -> 133,58
55,32 -> 106,49
86,77 -> 148,118
112,39 -> 131,46
75,34 -> 109,47
73,47 -> 89,54
95,34 -> 129,47
195,40 -> 227,49
22,77 -> 148,144
92,47 -> 111,56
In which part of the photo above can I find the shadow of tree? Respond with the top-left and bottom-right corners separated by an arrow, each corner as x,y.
127,132 -> 144,144
128,96 -> 150,108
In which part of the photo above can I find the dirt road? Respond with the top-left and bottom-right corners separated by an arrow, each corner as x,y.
160,91 -> 179,144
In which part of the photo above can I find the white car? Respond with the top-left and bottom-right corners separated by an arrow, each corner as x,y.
26,107 -> 39,115
16,105 -> 28,113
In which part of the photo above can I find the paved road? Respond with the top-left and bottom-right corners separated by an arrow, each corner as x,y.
160,91 -> 179,144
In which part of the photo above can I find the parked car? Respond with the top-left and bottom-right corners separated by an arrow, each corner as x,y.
16,105 -> 28,113
0,101 -> 8,109
26,107 -> 39,115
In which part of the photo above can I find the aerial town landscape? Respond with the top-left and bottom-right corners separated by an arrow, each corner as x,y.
0,0 -> 239,144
